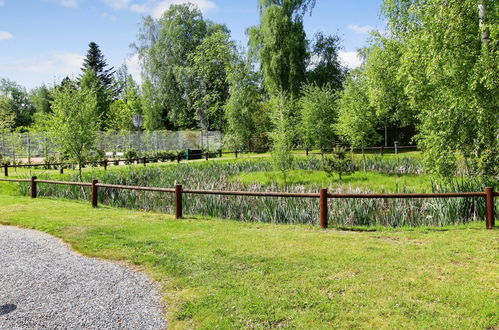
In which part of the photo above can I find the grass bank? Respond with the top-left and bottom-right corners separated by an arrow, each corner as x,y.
0,195 -> 497,328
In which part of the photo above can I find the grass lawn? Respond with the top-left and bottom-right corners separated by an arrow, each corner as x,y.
0,195 -> 497,328
233,170 -> 433,192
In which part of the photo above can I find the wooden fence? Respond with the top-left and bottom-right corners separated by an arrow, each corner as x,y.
2,145 -> 419,177
0,177 -> 495,230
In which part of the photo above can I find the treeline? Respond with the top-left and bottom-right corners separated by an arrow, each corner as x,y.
0,0 -> 497,177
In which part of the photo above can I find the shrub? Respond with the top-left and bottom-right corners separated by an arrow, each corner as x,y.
124,149 -> 138,165
323,147 -> 355,180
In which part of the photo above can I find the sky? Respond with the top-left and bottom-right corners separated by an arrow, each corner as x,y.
0,0 -> 386,90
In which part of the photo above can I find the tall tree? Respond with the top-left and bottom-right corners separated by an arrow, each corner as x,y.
249,2 -> 308,97
81,42 -> 115,91
300,83 -> 338,151
189,31 -> 234,131
0,78 -> 35,128
48,85 -> 99,180
307,32 -> 345,90
135,4 -> 228,129
382,0 -> 498,176
80,69 -> 111,129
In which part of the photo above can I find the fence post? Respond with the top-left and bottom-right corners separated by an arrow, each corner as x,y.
381,146 -> 384,156
205,152 -> 209,161
175,184 -> 183,219
4,164 -> 7,177
91,179 -> 98,208
306,148 -> 309,156
104,160 -> 107,171
219,150 -> 222,158
235,150 -> 238,158
31,176 -> 37,198
177,154 -> 181,163
60,166 -> 64,174
485,187 -> 495,229
143,157 -> 147,166
320,188 -> 328,229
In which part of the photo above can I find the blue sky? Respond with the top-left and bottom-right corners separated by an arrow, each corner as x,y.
0,0 -> 385,89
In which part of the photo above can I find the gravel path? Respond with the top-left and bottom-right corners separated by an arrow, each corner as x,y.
0,225 -> 166,329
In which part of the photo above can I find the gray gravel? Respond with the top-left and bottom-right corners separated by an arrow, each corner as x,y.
0,225 -> 166,329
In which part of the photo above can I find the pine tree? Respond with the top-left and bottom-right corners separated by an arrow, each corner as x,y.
81,42 -> 115,90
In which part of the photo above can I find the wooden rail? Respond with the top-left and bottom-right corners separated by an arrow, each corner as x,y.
0,177 -> 495,230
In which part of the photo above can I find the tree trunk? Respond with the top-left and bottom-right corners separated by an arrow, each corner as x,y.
478,1 -> 490,49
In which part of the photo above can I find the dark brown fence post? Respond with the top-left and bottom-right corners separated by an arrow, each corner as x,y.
104,160 -> 107,171
485,187 -> 495,229
59,166 -> 64,174
205,152 -> 209,161
235,150 -> 238,158
31,176 -> 37,198
143,157 -> 147,166
219,150 -> 222,158
4,164 -> 8,177
320,188 -> 328,229
175,184 -> 183,219
381,146 -> 384,156
177,154 -> 181,163
91,179 -> 98,208
306,148 -> 309,156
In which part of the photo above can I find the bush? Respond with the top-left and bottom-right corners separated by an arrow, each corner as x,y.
323,147 -> 355,180
124,149 -> 138,165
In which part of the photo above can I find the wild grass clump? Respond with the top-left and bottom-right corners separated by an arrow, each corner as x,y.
16,158 -> 495,227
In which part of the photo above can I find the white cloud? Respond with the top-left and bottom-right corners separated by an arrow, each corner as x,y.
339,51 -> 363,69
101,12 -> 118,21
125,54 -> 142,83
0,1 -> 5,7
347,24 -> 375,35
0,30 -> 13,40
152,0 -> 217,18
1,51 -> 84,75
102,0 -> 131,9
125,0 -> 217,17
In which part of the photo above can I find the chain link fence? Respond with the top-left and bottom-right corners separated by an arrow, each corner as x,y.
0,131 -> 222,161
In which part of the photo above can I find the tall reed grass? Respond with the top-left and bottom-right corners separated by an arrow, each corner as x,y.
17,158 -> 495,227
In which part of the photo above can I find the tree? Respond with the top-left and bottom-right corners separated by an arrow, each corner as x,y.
224,56 -> 263,151
135,4 -> 228,129
336,70 -> 381,152
382,0 -> 498,176
0,96 -> 15,133
108,99 -> 134,131
268,93 -> 297,184
79,69 -> 111,130
307,32 -> 345,90
0,78 -> 35,128
81,42 -> 115,91
31,85 -> 53,114
322,146 -> 354,180
300,83 -> 338,153
249,3 -> 308,97
189,31 -> 234,131
48,85 -> 99,180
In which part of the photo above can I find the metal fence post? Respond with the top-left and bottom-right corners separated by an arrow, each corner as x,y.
485,187 -> 495,229
4,164 -> 7,177
320,188 -> 328,229
175,184 -> 183,219
91,179 -> 98,208
31,176 -> 37,198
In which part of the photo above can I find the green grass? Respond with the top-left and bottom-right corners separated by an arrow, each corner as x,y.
0,195 -> 497,329
233,170 -> 433,192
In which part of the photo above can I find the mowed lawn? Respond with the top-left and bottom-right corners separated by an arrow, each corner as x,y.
0,195 -> 497,329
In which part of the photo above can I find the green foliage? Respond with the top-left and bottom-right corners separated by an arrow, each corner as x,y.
124,149 -> 138,164
81,41 -> 115,90
299,83 -> 338,150
322,146 -> 354,180
268,93 -> 296,184
0,96 -> 15,133
337,70 -> 381,148
307,32 -> 345,89
0,78 -> 35,128
135,4 -> 229,129
381,0 -> 499,177
189,31 -> 234,131
249,4 -> 307,97
80,69 -> 111,130
224,56 -> 263,150
108,99 -> 135,131
48,84 -> 100,180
